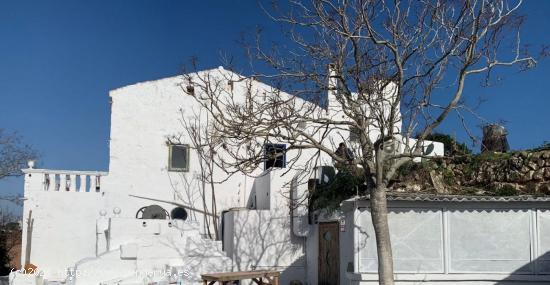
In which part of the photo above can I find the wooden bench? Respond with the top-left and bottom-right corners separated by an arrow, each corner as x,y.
201,270 -> 280,285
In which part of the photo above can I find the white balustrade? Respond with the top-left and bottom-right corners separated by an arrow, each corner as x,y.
62,174 -> 69,191
43,173 -> 51,191
70,174 -> 77,192
78,175 -> 85,192
23,169 -> 108,193
90,175 -> 97,192
55,174 -> 60,191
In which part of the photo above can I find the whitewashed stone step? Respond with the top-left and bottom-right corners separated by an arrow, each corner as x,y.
73,249 -> 137,285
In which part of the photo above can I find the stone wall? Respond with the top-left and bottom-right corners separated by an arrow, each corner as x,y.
391,150 -> 550,195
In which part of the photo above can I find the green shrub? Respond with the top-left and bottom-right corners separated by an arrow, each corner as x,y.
529,141 -> 550,152
442,169 -> 456,185
492,184 -> 519,196
395,161 -> 417,177
473,151 -> 512,164
310,169 -> 367,211
423,133 -> 472,156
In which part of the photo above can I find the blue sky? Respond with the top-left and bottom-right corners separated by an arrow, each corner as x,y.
0,1 -> 548,213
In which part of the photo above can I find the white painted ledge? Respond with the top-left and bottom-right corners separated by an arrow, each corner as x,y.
22,168 -> 108,176
347,273 -> 550,282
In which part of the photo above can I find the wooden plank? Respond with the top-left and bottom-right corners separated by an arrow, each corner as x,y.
201,270 -> 280,282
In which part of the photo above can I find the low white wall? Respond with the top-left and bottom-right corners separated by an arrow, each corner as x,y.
348,200 -> 550,284
227,209 -> 306,284
347,275 -> 550,285
305,223 -> 318,285
21,190 -> 105,280
226,169 -> 309,284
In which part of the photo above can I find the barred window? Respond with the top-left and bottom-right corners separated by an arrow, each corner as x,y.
264,144 -> 286,170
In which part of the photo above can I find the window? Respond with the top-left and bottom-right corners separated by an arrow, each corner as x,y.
264,143 -> 286,170
168,144 -> 190,172
171,207 -> 188,220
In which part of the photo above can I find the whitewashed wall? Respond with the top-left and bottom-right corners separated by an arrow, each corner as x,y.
20,170 -> 107,280
225,168 -> 308,284
347,200 -> 550,284
105,72 -> 248,229
104,68 -> 321,231
19,68 -> 327,282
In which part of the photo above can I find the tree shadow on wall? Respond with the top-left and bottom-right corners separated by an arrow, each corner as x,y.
228,205 -> 306,284
495,251 -> 550,284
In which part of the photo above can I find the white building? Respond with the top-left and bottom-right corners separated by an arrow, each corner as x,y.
14,67 -> 448,285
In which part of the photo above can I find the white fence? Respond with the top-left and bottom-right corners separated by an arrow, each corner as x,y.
356,204 -> 550,275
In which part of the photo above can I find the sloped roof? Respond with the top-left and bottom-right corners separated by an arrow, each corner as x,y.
109,66 -> 306,103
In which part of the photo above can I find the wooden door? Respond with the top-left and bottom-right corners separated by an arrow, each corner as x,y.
318,222 -> 340,285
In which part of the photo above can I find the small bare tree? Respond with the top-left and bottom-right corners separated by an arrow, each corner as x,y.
178,109 -> 221,239
184,1 -> 540,283
0,129 -> 37,180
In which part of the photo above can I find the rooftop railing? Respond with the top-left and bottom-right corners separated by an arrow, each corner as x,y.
23,168 -> 108,193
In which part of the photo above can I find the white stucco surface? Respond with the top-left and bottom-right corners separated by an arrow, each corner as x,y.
20,170 -> 107,280
346,200 -> 550,284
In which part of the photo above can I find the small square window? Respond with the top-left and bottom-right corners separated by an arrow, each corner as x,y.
264,144 -> 286,170
168,144 -> 190,172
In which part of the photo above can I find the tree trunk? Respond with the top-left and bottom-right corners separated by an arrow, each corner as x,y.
370,183 -> 394,285
209,166 -> 219,240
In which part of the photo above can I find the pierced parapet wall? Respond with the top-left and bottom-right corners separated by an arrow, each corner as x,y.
23,168 -> 107,193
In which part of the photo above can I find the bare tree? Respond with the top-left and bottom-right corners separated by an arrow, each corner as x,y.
1,129 -> 37,213
177,109 -> 221,239
184,1 -> 539,283
0,129 -> 37,180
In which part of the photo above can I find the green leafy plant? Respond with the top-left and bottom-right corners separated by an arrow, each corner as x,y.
423,133 -> 472,156
309,169 -> 367,211
529,141 -> 550,152
492,184 -> 519,196
442,169 -> 456,185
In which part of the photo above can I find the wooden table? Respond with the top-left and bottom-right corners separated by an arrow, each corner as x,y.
201,270 -> 280,285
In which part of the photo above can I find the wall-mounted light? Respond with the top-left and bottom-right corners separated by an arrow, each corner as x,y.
113,207 -> 121,217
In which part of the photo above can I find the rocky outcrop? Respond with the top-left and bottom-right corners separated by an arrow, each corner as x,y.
391,150 -> 550,196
